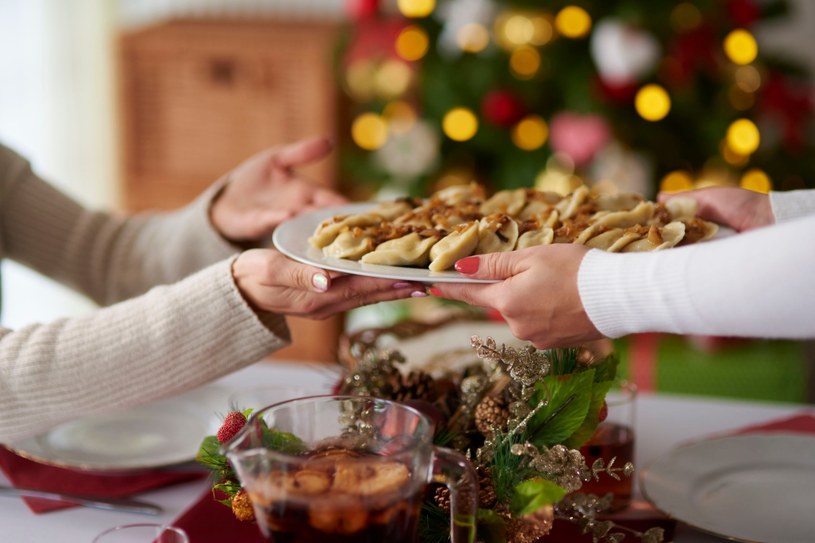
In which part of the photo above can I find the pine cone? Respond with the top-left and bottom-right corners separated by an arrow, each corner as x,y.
387,370 -> 437,402
433,485 -> 451,512
474,394 -> 509,435
477,466 -> 497,508
232,489 -> 255,522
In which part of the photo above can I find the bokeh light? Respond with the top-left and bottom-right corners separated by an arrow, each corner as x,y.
397,0 -> 435,18
734,65 -> 761,93
660,170 -> 695,193
721,139 -> 750,166
529,14 -> 554,46
504,14 -> 535,45
351,112 -> 389,150
511,115 -> 549,150
345,60 -> 377,101
442,107 -> 479,141
373,59 -> 412,98
671,3 -> 703,31
728,86 -> 755,111
740,168 -> 772,193
396,26 -> 430,61
457,23 -> 490,53
383,100 -> 417,135
509,45 -> 541,79
554,6 -> 592,39
724,29 -> 758,65
726,118 -> 760,155
635,84 -> 671,121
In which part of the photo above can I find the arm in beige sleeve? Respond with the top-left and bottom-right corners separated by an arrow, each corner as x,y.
578,214 -> 815,339
0,144 -> 238,305
0,259 -> 290,443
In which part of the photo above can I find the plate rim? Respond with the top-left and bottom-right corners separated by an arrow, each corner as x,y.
272,203 -> 498,284
5,388 -> 226,473
640,432 -> 815,543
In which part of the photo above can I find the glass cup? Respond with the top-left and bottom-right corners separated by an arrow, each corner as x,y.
92,523 -> 189,543
578,380 -> 637,512
223,395 -> 478,543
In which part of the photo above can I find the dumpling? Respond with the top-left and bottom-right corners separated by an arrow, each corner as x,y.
370,198 -> 422,221
430,183 -> 486,206
516,226 -> 554,249
680,218 -> 719,244
555,185 -> 590,219
592,191 -> 644,212
429,221 -> 479,271
309,213 -> 383,249
476,213 -> 519,254
595,201 -> 655,229
480,188 -> 527,217
322,228 -> 376,260
620,222 -> 686,252
518,190 -> 562,221
664,196 -> 698,221
583,228 -> 627,250
360,231 -> 440,267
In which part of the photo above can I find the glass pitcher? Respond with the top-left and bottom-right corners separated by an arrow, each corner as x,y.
223,395 -> 477,543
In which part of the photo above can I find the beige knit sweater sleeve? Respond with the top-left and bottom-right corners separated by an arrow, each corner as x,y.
0,144 -> 291,443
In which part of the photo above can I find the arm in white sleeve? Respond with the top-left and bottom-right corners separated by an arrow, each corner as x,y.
578,214 -> 815,339
770,189 -> 815,222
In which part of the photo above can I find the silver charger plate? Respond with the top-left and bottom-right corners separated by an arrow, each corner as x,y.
7,386 -> 228,472
640,432 -> 815,543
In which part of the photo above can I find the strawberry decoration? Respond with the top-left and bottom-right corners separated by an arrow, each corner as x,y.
598,401 -> 609,423
216,411 -> 247,444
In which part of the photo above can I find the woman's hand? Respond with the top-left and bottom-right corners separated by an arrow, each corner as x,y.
431,244 -> 602,348
210,136 -> 346,243
232,250 -> 426,320
658,187 -> 773,232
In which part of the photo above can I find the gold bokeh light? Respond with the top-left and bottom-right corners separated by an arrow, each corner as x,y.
352,113 -> 389,150
726,118 -> 760,155
397,0 -> 435,18
396,26 -> 430,61
374,59 -> 412,98
740,168 -> 772,193
660,170 -> 695,193
670,3 -> 703,31
635,84 -> 671,121
724,29 -> 758,65
509,45 -> 541,79
511,115 -> 549,150
442,107 -> 479,141
554,6 -> 591,39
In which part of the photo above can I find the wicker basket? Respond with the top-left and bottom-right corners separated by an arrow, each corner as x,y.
118,18 -> 344,362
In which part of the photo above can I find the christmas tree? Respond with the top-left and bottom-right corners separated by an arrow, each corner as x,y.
338,0 -> 814,200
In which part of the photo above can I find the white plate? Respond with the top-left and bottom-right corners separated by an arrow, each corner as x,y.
7,385 -> 230,472
641,433 -> 815,543
272,203 -> 497,283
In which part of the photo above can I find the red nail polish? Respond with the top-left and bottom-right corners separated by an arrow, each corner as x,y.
455,256 -> 479,274
428,287 -> 442,297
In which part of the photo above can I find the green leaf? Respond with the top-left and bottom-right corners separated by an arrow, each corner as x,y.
261,428 -> 307,454
591,354 -> 620,383
564,379 -> 615,449
510,478 -> 567,517
196,436 -> 228,470
527,370 -> 595,447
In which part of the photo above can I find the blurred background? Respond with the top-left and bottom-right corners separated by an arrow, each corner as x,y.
0,0 -> 812,400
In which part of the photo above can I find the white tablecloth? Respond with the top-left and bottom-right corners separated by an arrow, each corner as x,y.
0,360 -> 809,542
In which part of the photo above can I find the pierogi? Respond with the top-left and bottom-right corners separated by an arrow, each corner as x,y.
308,184 -> 718,271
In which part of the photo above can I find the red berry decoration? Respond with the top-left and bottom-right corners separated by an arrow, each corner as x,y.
481,90 -> 526,127
217,411 -> 247,444
598,401 -> 609,423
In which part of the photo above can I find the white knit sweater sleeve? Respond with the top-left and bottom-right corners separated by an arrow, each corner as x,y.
770,189 -> 815,222
578,214 -> 815,339
0,260 -> 290,443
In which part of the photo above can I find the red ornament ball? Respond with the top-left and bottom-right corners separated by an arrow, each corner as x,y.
481,90 -> 526,127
